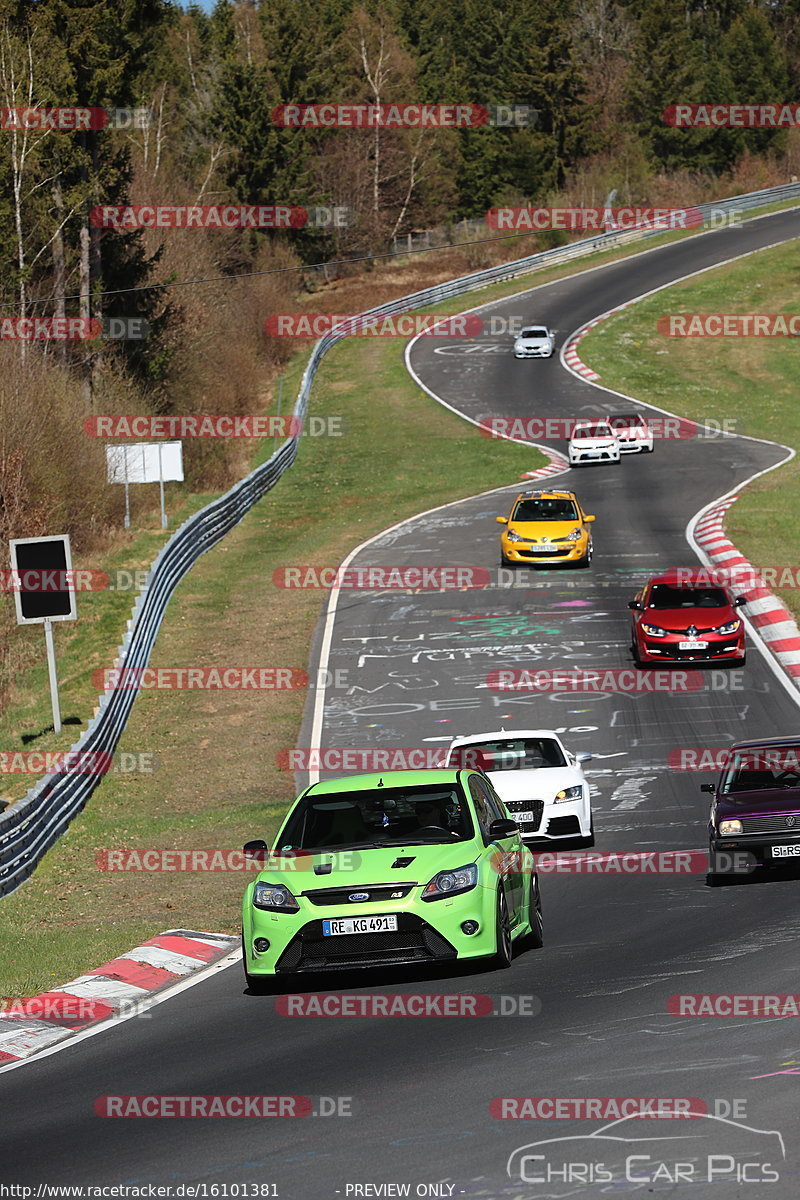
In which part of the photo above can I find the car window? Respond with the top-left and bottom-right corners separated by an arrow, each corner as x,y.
511,498 -> 578,522
573,422 -> 611,438
720,749 -> 800,793
468,776 -> 495,836
277,783 -> 474,850
609,414 -> 642,429
647,585 -> 728,609
483,779 -> 509,821
521,327 -> 548,338
458,738 -> 567,770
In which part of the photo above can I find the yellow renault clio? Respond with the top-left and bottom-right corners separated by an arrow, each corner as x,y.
496,489 -> 595,568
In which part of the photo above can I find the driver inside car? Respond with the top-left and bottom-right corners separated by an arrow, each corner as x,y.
413,798 -> 449,830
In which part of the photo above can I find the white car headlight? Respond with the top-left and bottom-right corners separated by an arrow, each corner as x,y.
422,863 -> 478,901
507,529 -> 526,543
554,785 -> 583,803
253,881 -> 300,911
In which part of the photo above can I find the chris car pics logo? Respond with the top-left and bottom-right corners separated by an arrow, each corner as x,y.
506,1113 -> 785,1189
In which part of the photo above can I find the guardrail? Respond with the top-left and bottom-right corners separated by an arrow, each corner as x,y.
2,180 -> 799,896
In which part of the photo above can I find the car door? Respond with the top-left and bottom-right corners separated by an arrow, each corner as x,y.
469,774 -> 523,918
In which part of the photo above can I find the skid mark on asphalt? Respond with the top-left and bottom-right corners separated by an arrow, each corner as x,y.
610,776 -> 657,810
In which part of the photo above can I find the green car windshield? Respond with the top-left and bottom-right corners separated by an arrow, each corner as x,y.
277,783 -> 475,851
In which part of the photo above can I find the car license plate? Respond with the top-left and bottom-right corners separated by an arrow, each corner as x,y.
322,915 -> 398,936
678,640 -> 708,650
770,844 -> 800,858
515,811 -> 534,822
530,545 -> 554,553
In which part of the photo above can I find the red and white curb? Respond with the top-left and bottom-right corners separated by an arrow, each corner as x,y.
0,928 -> 237,1062
694,498 -> 800,684
563,317 -> 606,380
520,446 -> 570,481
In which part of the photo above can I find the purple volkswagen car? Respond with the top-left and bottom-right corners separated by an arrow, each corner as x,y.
704,737 -> 800,883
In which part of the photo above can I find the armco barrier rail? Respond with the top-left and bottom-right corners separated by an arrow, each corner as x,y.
2,181 -> 799,896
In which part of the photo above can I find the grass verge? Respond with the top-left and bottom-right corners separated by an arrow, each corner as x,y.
577,237 -> 800,617
1,200 -> 797,997
0,333 -> 544,998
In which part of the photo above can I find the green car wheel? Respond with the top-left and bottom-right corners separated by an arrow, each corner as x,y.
494,888 -> 513,968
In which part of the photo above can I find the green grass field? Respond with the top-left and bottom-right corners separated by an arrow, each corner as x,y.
1,204 -> 798,998
578,238 -> 800,616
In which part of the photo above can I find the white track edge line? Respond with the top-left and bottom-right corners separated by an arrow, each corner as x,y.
0,946 -> 243,1075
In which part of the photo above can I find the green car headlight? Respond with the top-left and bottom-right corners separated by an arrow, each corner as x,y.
554,785 -> 583,803
421,863 -> 478,901
718,819 -> 742,835
253,881 -> 300,912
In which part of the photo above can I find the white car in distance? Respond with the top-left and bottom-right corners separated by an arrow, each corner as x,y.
513,325 -> 554,358
568,419 -> 621,466
445,729 -> 594,847
608,411 -> 654,453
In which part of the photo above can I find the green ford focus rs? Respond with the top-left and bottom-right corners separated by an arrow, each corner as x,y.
241,768 -> 543,987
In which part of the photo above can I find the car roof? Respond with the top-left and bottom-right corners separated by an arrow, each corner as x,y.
304,769 -> 467,796
448,729 -> 565,747
728,737 -> 800,752
512,489 -> 577,502
645,571 -> 730,587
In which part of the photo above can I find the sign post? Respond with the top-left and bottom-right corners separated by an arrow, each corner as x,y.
43,617 -> 62,733
106,442 -> 184,528
9,535 -> 78,735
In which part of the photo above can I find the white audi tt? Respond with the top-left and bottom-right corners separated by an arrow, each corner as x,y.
444,729 -> 594,846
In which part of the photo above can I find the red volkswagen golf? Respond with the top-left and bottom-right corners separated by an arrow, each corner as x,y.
628,571 -> 747,666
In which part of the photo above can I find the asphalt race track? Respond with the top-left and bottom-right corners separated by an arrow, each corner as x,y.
4,209 -> 800,1199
